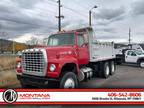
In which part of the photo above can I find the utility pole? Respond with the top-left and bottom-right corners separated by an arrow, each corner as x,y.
56,0 -> 64,31
58,0 -> 61,31
129,28 -> 131,45
13,40 -> 15,55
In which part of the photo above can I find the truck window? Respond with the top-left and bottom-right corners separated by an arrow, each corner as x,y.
127,51 -> 137,56
127,51 -> 132,55
48,33 -> 74,46
135,50 -> 144,55
131,52 -> 137,56
78,35 -> 85,47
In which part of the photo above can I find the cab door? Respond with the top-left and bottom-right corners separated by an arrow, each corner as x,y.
77,34 -> 89,65
125,51 -> 138,63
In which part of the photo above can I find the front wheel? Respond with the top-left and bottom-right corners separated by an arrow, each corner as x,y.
60,72 -> 78,88
139,61 -> 144,68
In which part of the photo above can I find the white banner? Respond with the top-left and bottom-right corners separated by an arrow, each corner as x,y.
0,89 -> 143,104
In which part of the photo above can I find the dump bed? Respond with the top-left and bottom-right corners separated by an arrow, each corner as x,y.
74,27 -> 115,62
90,41 -> 115,62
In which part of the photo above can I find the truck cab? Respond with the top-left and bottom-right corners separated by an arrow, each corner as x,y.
47,32 -> 89,65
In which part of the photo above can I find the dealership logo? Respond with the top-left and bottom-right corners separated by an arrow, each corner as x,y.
19,93 -> 50,100
2,89 -> 18,103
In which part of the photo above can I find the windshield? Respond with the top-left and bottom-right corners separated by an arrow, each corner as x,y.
134,51 -> 144,55
48,33 -> 75,46
140,44 -> 144,50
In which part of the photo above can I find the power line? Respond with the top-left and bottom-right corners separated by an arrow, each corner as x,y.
46,0 -> 87,17
45,0 -> 57,6
63,6 -> 87,17
36,8 -> 56,15
47,0 -> 57,3
46,0 -> 65,32
0,18 -> 54,28
72,0 -> 89,10
2,0 -> 89,32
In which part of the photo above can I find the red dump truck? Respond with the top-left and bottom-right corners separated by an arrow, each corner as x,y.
16,27 -> 116,88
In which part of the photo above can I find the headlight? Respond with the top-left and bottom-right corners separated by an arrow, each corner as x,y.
17,62 -> 21,68
50,64 -> 56,72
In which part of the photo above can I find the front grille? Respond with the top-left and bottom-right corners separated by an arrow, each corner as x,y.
22,51 -> 46,73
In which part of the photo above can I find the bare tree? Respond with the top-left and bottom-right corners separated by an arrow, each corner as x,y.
26,36 -> 38,45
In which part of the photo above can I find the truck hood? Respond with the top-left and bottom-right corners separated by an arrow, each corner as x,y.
45,46 -> 75,59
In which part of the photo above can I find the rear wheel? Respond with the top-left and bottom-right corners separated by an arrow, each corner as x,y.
102,62 -> 110,78
60,72 -> 78,88
110,61 -> 116,75
139,61 -> 144,68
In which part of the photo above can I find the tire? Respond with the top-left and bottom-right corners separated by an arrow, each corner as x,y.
102,62 -> 110,78
60,72 -> 78,88
139,61 -> 144,68
109,61 -> 116,75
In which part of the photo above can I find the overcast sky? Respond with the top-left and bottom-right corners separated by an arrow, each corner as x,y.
0,0 -> 144,43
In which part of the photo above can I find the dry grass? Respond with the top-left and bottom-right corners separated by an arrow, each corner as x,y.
0,56 -> 16,71
0,56 -> 20,88
0,70 -> 20,88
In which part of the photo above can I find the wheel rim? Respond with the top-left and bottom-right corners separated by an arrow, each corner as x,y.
140,62 -> 144,68
106,65 -> 110,76
64,78 -> 75,88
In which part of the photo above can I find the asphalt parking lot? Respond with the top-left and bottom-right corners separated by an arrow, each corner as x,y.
80,64 -> 144,88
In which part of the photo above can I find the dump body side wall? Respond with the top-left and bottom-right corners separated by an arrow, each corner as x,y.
87,29 -> 115,62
